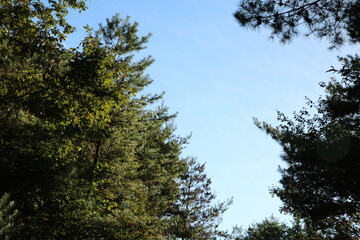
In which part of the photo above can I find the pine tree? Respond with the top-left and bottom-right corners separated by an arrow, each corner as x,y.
0,1 -> 161,238
234,0 -> 360,238
0,193 -> 20,240
229,217 -> 326,240
234,0 -> 360,48
0,1 -> 231,239
168,157 -> 232,240
254,56 -> 360,239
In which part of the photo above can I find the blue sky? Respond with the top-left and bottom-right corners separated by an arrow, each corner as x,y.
67,0 -> 355,230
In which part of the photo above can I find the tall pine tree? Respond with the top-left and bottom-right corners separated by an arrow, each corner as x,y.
234,0 -> 360,239
0,1 -> 230,239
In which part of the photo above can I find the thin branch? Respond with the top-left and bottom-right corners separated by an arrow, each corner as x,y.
248,0 -> 321,20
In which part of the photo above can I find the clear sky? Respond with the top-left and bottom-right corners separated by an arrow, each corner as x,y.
66,0 -> 355,231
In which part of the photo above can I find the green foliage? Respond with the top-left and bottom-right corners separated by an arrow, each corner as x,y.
254,56 -> 360,239
234,0 -> 359,238
168,157 -> 232,240
244,217 -> 287,240
229,217 -> 325,240
0,1 -> 230,239
0,193 -> 20,240
234,0 -> 360,48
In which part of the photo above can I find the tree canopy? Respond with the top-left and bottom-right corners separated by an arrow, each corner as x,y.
168,157 -> 232,240
234,0 -> 360,48
234,0 -> 360,239
0,0 -> 229,239
255,56 -> 360,239
229,217 -> 325,240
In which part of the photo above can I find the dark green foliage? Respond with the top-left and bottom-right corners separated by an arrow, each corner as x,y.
0,193 -> 20,240
234,0 -> 360,48
168,157 -> 232,240
0,1 -> 229,239
229,217 -> 325,240
0,0 -> 156,235
234,0 -> 360,238
254,56 -> 360,239
244,217 -> 287,240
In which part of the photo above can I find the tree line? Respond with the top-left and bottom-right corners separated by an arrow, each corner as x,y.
1,0 -> 359,239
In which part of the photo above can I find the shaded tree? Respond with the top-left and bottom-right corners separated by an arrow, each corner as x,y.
229,217 -> 325,240
255,56 -> 360,239
234,0 -> 360,48
234,0 -> 360,238
0,193 -> 20,240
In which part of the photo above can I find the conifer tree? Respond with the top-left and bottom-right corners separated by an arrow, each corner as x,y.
254,56 -> 360,239
168,157 -> 232,240
0,1 -> 231,239
0,0 -> 163,238
0,193 -> 20,240
234,0 -> 360,48
234,0 -> 360,239
229,217 -> 325,240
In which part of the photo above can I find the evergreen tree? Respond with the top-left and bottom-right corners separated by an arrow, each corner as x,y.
168,157 -> 232,240
229,217 -> 325,240
234,0 -> 360,238
235,0 -> 360,239
0,193 -> 20,240
234,0 -> 360,48
0,1 -> 230,239
0,0 -> 170,238
254,56 -> 360,239
243,217 -> 287,240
